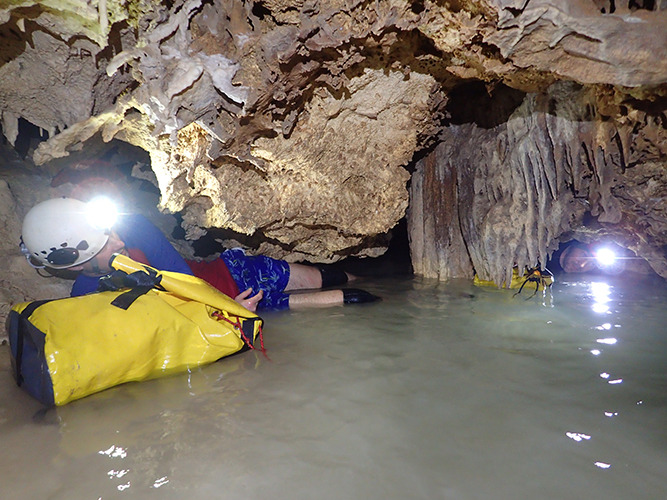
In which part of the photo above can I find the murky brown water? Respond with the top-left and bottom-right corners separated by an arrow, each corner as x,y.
1,272 -> 666,499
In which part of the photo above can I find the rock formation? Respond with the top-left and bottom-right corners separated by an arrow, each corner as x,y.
0,0 -> 665,330
410,81 -> 666,285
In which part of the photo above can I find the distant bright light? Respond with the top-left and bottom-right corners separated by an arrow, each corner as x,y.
86,196 -> 118,230
595,248 -> 617,268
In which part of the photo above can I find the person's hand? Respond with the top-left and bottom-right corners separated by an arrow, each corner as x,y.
235,288 -> 263,312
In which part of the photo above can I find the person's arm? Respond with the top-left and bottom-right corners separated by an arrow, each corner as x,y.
235,288 -> 263,312
71,274 -> 102,297
118,214 -> 193,275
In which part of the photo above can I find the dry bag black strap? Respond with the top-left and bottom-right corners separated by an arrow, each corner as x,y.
15,300 -> 50,387
98,269 -> 163,310
111,286 -> 155,310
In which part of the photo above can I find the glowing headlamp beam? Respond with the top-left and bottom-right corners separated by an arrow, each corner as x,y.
85,196 -> 118,231
594,248 -> 617,268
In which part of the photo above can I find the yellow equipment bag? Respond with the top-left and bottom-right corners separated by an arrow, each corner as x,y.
7,254 -> 263,406
474,266 -> 553,290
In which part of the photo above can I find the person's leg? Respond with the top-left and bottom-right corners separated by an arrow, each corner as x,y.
285,263 -> 356,291
288,290 -> 344,308
288,288 -> 380,309
221,249 -> 377,311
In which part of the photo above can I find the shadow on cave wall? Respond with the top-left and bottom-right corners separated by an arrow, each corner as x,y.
337,218 -> 414,279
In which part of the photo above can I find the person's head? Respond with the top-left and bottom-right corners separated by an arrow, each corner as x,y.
21,197 -> 125,276
559,245 -> 597,273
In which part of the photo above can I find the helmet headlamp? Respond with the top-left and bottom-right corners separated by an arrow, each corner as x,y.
21,197 -> 118,270
85,196 -> 118,231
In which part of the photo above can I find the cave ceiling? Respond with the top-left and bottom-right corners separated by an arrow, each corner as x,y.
0,0 -> 665,278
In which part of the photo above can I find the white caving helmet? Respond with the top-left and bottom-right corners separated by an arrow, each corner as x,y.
21,197 -> 117,269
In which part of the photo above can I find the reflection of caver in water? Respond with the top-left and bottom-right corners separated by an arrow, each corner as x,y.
20,197 -> 380,312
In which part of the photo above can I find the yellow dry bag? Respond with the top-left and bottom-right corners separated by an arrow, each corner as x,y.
473,266 -> 554,290
7,254 -> 263,406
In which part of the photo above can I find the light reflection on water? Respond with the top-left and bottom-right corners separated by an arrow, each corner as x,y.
590,281 -> 612,314
1,273 -> 666,499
